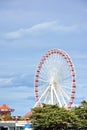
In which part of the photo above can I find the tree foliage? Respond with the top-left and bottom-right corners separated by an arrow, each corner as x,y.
29,101 -> 87,130
72,100 -> 87,128
30,104 -> 80,130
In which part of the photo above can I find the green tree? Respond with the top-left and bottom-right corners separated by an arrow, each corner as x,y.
30,104 -> 79,130
73,100 -> 87,128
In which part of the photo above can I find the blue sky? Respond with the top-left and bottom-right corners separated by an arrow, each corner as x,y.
0,0 -> 87,116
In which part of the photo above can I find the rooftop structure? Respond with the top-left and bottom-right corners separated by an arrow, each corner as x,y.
0,104 -> 15,120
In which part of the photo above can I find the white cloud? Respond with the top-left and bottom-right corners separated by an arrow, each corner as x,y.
4,28 -> 24,40
0,78 -> 13,86
4,21 -> 81,40
0,73 -> 33,88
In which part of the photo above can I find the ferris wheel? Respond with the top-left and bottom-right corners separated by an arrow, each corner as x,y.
34,49 -> 76,109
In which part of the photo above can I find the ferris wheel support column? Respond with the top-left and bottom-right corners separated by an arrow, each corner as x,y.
52,86 -> 62,107
35,85 -> 50,106
51,86 -> 54,104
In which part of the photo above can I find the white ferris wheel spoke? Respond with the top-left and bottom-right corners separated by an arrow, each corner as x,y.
60,86 -> 70,101
38,78 -> 48,83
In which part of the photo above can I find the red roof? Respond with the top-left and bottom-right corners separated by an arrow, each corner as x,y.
23,111 -> 32,118
0,104 -> 10,109
0,104 -> 14,112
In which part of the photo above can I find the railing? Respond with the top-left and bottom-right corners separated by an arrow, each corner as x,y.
0,120 -> 27,126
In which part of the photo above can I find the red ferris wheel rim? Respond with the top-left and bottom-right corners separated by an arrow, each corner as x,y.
34,48 -> 76,109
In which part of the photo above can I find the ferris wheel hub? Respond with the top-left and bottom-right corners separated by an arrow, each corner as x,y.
50,79 -> 57,87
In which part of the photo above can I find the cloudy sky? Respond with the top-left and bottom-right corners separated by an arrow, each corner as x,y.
0,0 -> 87,116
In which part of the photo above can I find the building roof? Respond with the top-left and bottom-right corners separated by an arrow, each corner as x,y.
0,104 -> 14,112
22,111 -> 32,119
